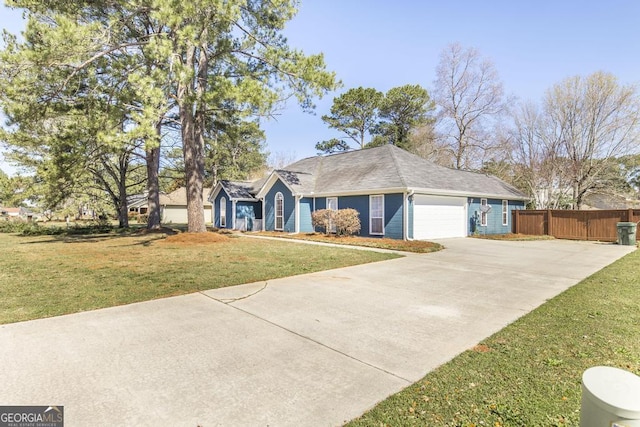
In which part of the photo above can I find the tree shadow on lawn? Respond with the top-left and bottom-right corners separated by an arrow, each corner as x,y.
13,226 -> 180,246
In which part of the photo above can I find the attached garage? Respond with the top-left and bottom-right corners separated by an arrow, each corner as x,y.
413,195 -> 467,239
161,205 -> 213,224
162,206 -> 188,224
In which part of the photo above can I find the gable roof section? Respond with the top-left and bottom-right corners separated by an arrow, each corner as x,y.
278,145 -> 528,200
214,180 -> 261,202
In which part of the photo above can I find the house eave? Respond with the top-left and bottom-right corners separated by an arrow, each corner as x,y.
233,198 -> 260,203
408,187 -> 530,201
255,171 -> 298,199
303,187 -> 409,198
299,186 -> 528,201
209,183 -> 223,202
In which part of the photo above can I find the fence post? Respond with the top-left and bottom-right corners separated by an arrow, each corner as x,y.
628,208 -> 633,222
513,209 -> 519,234
547,209 -> 553,237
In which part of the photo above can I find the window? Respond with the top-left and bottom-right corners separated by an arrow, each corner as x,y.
220,197 -> 226,228
480,198 -> 488,227
502,200 -> 508,226
370,195 -> 384,235
326,197 -> 337,233
275,192 -> 284,231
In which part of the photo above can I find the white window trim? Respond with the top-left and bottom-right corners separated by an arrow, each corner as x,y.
481,198 -> 488,227
369,195 -> 384,235
326,197 -> 338,210
220,197 -> 227,228
502,200 -> 508,226
326,197 -> 338,233
275,192 -> 284,231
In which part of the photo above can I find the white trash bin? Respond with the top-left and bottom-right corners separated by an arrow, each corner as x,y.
581,366 -> 640,427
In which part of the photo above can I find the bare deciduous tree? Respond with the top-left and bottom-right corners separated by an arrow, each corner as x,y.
511,101 -> 571,209
433,43 -> 508,170
267,151 -> 299,172
544,71 -> 640,209
407,123 -> 451,165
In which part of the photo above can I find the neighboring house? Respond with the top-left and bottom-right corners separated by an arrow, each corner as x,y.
0,206 -> 33,221
128,187 -> 213,224
209,145 -> 529,240
127,193 -> 149,216
582,192 -> 640,210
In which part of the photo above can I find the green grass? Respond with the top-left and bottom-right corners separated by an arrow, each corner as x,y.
346,249 -> 640,427
0,231 -> 399,325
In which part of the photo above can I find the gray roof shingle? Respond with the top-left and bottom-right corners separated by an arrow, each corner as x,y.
219,180 -> 260,201
279,145 -> 528,200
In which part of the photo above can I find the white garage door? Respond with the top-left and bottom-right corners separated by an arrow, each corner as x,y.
162,206 -> 213,224
162,207 -> 188,224
413,195 -> 467,239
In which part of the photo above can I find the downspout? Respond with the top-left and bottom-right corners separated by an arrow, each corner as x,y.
405,190 -> 415,240
260,197 -> 265,231
294,194 -> 301,234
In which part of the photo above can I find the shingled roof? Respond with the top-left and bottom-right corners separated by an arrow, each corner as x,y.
218,180 -> 262,201
274,145 -> 528,200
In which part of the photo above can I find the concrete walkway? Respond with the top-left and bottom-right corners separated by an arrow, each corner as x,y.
0,238 -> 634,426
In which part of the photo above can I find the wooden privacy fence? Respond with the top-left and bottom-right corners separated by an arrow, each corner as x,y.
512,209 -> 640,242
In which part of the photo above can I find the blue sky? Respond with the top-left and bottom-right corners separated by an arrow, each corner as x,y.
2,0 -> 639,174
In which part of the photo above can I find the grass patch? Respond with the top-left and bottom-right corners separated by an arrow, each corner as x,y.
346,249 -> 640,427
256,232 -> 443,253
0,231 -> 399,325
472,233 -> 555,241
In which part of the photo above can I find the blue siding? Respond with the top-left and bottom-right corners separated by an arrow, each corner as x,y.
384,194 -> 404,239
315,198 -> 326,210
264,179 -> 296,232
213,190 -> 233,229
333,193 -> 404,238
468,198 -> 525,235
337,195 -> 370,236
299,198 -> 313,232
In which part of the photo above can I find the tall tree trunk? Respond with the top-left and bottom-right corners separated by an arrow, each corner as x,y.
117,156 -> 129,228
117,198 -> 129,228
114,191 -> 129,228
183,116 -> 206,232
146,122 -> 162,230
179,41 -> 206,233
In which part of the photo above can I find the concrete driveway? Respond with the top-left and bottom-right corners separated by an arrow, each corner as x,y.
0,238 -> 634,426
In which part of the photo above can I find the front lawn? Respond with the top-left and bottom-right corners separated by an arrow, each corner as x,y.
346,249 -> 640,426
256,232 -> 443,253
0,230 -> 399,325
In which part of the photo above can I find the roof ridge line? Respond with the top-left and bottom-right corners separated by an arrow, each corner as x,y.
312,155 -> 324,193
388,145 -> 408,188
